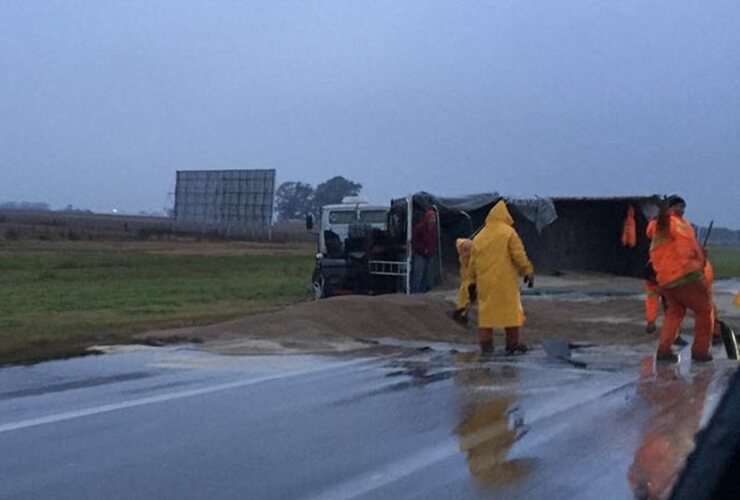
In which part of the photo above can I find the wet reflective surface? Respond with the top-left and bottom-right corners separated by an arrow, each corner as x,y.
0,343 -> 736,499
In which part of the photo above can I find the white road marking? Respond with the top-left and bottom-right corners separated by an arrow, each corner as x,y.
305,439 -> 461,500
0,358 -> 373,434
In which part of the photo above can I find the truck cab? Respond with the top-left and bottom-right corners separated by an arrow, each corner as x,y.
311,197 -> 392,298
317,197 -> 388,256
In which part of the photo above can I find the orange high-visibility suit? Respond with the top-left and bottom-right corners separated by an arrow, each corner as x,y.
646,216 -> 704,287
645,281 -> 661,324
621,206 -> 637,247
647,215 -> 712,357
645,267 -> 718,335
645,247 -> 719,337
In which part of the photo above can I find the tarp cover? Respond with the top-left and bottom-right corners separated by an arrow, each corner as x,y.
410,192 -> 557,234
410,191 -> 501,214
507,197 -> 558,233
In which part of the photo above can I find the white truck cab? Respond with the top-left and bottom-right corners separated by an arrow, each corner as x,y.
317,197 -> 388,255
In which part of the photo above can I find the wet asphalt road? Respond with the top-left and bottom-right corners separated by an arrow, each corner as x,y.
0,343 -> 736,500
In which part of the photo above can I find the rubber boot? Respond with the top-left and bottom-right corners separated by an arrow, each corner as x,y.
479,340 -> 494,356
478,328 -> 494,356
505,327 -> 528,356
691,352 -> 713,363
656,350 -> 679,363
506,344 -> 528,355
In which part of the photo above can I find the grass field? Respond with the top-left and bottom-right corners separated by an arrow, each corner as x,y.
709,246 -> 740,278
0,243 -> 314,365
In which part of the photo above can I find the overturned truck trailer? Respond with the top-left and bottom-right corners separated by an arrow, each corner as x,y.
406,193 -> 661,283
520,196 -> 660,277
311,192 -> 661,298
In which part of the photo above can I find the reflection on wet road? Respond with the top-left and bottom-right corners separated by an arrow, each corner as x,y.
629,359 -> 713,499
0,343 -> 735,500
453,355 -> 532,489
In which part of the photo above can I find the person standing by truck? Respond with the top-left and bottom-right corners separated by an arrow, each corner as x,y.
410,209 -> 439,293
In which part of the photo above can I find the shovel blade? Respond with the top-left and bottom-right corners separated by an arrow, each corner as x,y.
542,339 -> 572,360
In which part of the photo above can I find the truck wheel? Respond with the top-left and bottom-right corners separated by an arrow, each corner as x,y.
311,271 -> 326,300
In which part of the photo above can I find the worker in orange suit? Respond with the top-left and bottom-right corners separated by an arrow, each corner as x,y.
646,195 -> 713,363
644,244 -> 719,345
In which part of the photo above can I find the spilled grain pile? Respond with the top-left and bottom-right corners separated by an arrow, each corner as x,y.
137,283 -> 659,355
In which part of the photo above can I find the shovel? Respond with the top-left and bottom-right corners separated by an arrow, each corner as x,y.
451,283 -> 478,326
542,339 -> 587,368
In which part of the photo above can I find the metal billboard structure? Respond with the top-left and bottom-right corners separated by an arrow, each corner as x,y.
174,169 -> 276,238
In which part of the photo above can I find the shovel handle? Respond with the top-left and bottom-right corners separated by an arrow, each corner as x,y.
702,221 -> 714,249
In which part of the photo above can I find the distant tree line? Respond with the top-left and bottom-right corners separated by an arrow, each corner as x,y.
0,201 -> 95,213
275,175 -> 362,221
61,205 -> 94,214
0,201 -> 51,211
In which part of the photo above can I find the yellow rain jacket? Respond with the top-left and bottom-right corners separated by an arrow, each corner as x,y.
456,238 -> 474,309
466,201 -> 534,328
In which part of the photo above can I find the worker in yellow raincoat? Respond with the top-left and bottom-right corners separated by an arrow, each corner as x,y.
452,238 -> 474,324
466,201 -> 534,355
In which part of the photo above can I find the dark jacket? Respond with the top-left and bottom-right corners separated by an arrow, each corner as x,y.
412,220 -> 438,256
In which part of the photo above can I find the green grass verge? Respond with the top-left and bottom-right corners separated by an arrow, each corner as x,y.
709,246 -> 740,278
0,250 -> 313,365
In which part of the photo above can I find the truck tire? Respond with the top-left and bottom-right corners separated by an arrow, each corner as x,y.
311,269 -> 327,300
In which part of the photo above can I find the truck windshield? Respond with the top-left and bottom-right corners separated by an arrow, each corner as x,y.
359,210 -> 387,223
329,211 -> 357,224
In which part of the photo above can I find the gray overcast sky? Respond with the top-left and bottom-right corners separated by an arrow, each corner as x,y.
1,0 -> 738,227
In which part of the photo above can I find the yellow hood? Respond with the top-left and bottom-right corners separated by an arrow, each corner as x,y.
456,238 -> 473,257
485,200 -> 514,226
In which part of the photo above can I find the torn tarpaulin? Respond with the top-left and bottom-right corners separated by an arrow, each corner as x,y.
507,197 -> 558,233
407,192 -> 557,234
